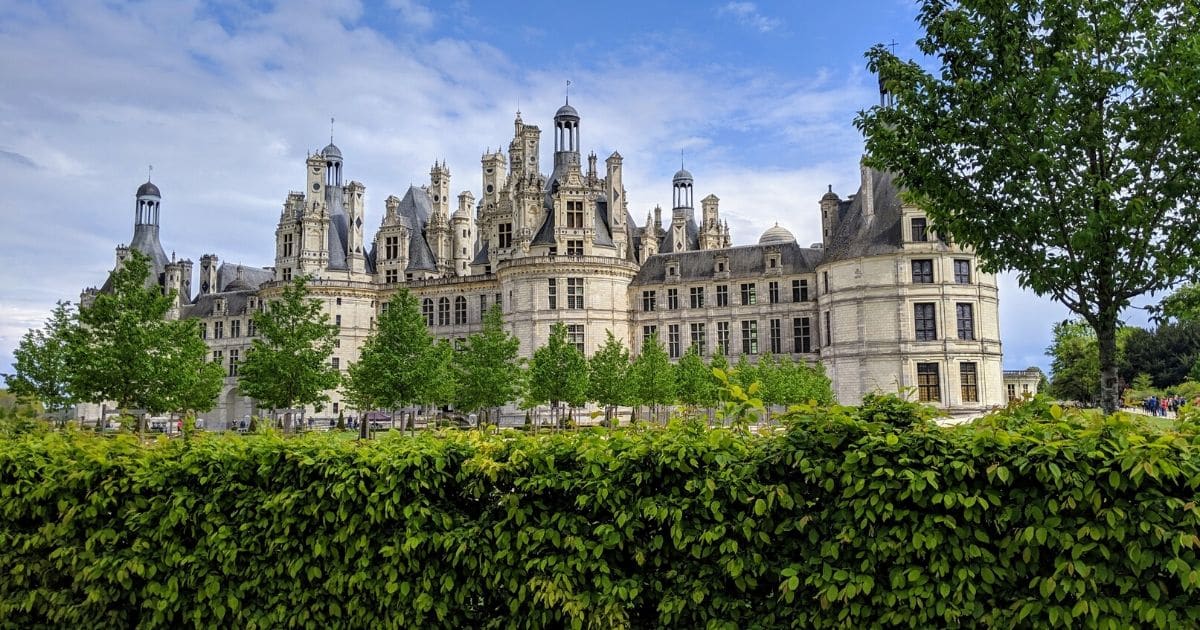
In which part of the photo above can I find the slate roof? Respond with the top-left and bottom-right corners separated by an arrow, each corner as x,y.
656,212 -> 700,254
471,240 -> 490,266
391,185 -> 438,271
822,167 -> 950,262
631,242 -> 823,285
325,185 -> 348,270
217,263 -> 273,292
181,290 -> 257,320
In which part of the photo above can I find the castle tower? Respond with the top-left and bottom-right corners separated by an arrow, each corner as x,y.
128,178 -> 170,287
669,168 -> 694,253
699,194 -> 722,250
344,180 -> 367,274
452,191 -> 475,276
299,154 -> 331,274
553,100 -> 581,171
640,208 -> 660,261
199,254 -> 219,295
373,195 -> 412,284
605,152 -> 628,257
428,162 -> 453,275
820,185 -> 841,247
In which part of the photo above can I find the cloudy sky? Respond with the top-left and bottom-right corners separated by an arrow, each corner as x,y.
1,0 -> 1137,376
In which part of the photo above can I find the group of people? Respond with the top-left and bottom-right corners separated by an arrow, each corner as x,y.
1141,395 -> 1186,417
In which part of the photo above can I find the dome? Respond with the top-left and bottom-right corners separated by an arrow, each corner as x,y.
554,103 -> 579,120
136,181 -> 161,198
673,168 -> 693,182
821,184 -> 839,201
322,143 -> 343,160
759,223 -> 796,245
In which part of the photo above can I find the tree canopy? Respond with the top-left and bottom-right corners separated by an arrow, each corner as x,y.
527,323 -> 589,427
343,289 -> 448,414
630,333 -> 675,423
587,330 -> 632,425
68,251 -> 221,430
237,276 -> 339,429
453,305 -> 523,423
857,0 -> 1200,413
5,302 -> 76,418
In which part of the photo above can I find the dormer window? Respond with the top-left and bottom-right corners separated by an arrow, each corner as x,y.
667,263 -> 679,277
911,217 -> 929,242
718,262 -> 725,272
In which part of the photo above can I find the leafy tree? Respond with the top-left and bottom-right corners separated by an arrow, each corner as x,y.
343,289 -> 448,422
732,355 -> 758,393
675,346 -> 717,413
69,251 -> 220,432
5,301 -> 76,423
858,0 -> 1200,413
630,332 -> 675,424
1046,320 -> 1100,406
528,323 -> 589,428
238,276 -> 340,432
1119,321 -> 1200,388
709,352 -> 729,402
453,305 -> 523,426
762,356 -> 835,408
587,330 -> 631,426
1156,283 -> 1200,324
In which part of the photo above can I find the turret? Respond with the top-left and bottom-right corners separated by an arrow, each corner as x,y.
820,185 -> 841,247
199,254 -> 219,295
345,180 -> 367,274
452,191 -> 475,276
605,151 -> 627,256
374,194 -> 412,284
699,194 -> 722,250
553,100 -> 581,171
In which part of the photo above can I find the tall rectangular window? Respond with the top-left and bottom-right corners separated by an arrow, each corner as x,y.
741,320 -> 759,355
567,324 -> 585,353
335,314 -> 342,328
642,290 -> 656,312
566,200 -> 585,229
768,281 -> 780,304
231,319 -> 241,338
282,267 -> 292,282
717,322 -> 731,355
769,318 -> 782,354
917,363 -> 941,402
960,363 -> 978,402
247,319 -> 256,337
954,259 -> 971,284
911,217 -> 928,242
422,299 -> 434,327
667,288 -> 679,310
228,349 -> 239,377
282,233 -> 294,257
716,285 -> 729,307
385,269 -> 398,283
912,260 -> 934,283
740,283 -> 757,305
915,303 -> 937,341
498,223 -> 513,248
384,235 -> 399,260
212,350 -> 222,364
332,357 -> 340,370
643,325 -> 657,346
956,303 -> 975,340
823,311 -> 831,346
454,297 -> 467,324
689,286 -> 704,308
437,299 -> 450,326
200,322 -> 207,340
480,294 -> 487,315
823,271 -> 830,294
690,323 -> 706,355
214,321 -> 224,339
566,240 -> 584,256
567,278 -> 584,309
548,279 -> 558,310
793,317 -> 811,353
668,324 -> 681,359
792,279 -> 809,302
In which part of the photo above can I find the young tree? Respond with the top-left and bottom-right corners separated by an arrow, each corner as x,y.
1046,320 -> 1101,406
69,251 -> 220,432
238,276 -> 340,432
527,323 -> 589,428
675,346 -> 718,415
587,330 -> 632,426
5,301 -> 77,424
630,332 -> 675,424
343,289 -> 447,425
453,305 -> 522,427
857,0 -> 1200,413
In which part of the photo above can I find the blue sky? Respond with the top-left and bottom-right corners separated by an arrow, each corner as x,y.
0,0 -> 1131,377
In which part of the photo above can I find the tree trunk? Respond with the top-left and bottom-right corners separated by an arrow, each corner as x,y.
1096,314 -> 1120,415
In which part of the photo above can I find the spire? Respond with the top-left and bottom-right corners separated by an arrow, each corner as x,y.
565,79 -> 571,105
330,116 -> 335,145
147,164 -> 153,182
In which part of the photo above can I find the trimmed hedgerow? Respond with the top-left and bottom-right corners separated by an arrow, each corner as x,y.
1,400 -> 1198,628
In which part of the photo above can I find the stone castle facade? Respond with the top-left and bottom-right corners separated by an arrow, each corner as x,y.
81,101 -> 1006,426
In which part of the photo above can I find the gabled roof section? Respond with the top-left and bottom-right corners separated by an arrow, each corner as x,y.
823,167 -> 951,262
391,185 -> 438,272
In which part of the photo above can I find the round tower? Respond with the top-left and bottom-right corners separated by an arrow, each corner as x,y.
452,191 -> 475,276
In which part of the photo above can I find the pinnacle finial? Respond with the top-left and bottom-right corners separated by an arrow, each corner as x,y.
147,164 -> 153,182
330,116 -> 335,144
565,79 -> 571,105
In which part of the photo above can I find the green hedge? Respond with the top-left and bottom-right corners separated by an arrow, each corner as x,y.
1,401 -> 1199,628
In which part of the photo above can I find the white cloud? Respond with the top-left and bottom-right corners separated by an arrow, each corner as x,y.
718,2 -> 782,33
388,0 -> 436,30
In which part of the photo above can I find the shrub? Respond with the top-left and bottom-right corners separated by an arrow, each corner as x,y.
0,402 -> 1198,627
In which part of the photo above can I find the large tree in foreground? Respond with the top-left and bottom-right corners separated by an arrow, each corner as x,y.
69,251 -> 221,431
857,0 -> 1200,413
453,305 -> 523,426
587,330 -> 632,426
6,302 -> 77,423
238,276 -> 340,432
528,323 -> 589,428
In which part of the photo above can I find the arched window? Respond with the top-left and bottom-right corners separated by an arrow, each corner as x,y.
454,296 -> 467,325
438,297 -> 450,326
422,298 -> 434,327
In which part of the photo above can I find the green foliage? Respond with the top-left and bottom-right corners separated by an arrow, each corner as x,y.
758,354 -> 835,408
344,289 -> 449,413
630,333 -> 675,422
453,305 -> 523,421
5,301 -> 76,416
69,251 -> 221,430
675,346 -> 717,409
587,330 -> 632,425
527,323 -> 589,427
237,277 -> 340,426
1047,319 -> 1100,405
1156,283 -> 1200,324
4,402 -> 1199,627
1120,321 -> 1200,389
857,0 -> 1200,414
857,392 -> 938,429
